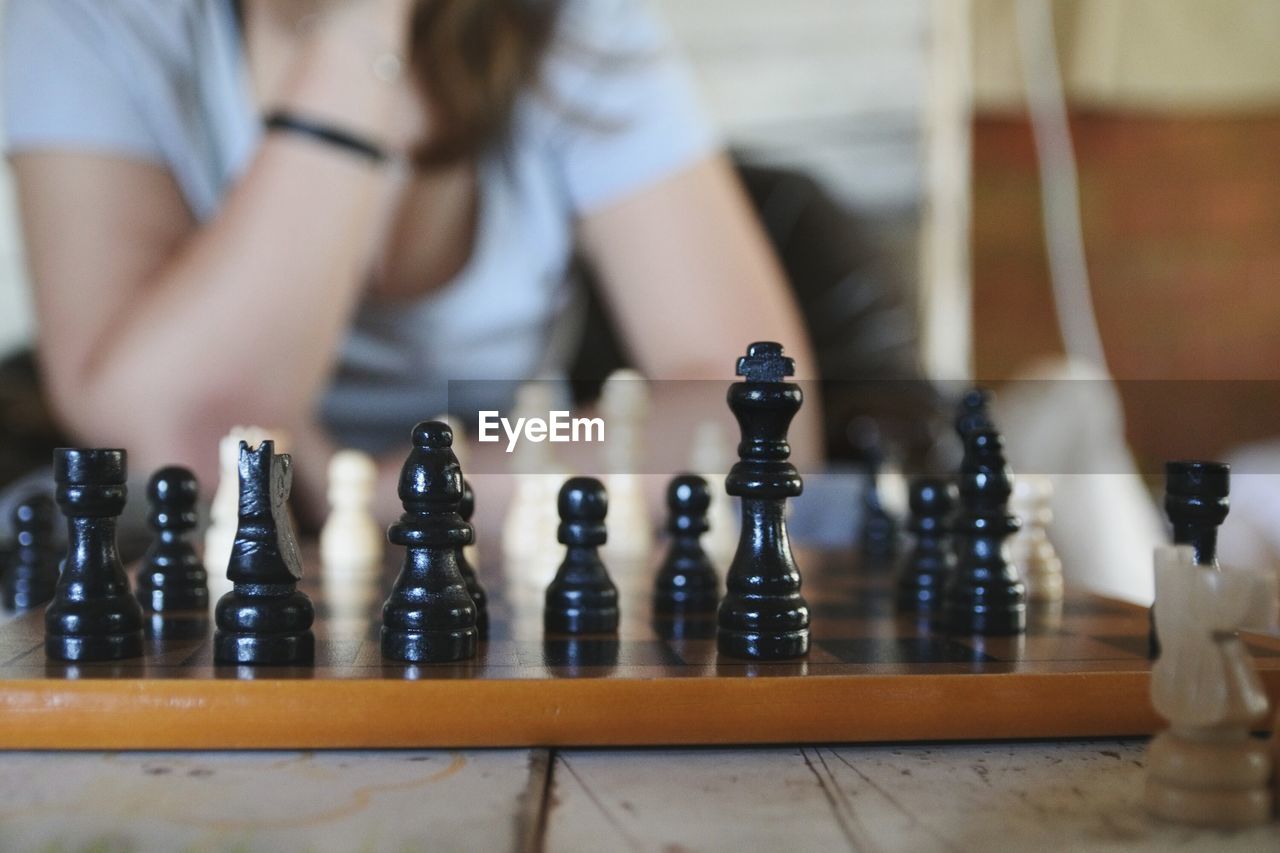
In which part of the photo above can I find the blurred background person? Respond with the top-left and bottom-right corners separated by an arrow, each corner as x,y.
0,0 -> 819,521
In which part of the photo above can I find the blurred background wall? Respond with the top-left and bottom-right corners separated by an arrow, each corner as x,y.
971,0 -> 1280,471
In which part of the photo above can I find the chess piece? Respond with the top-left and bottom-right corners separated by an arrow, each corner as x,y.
1150,460 -> 1230,657
955,387 -> 995,442
205,425 -> 277,599
717,342 -> 810,660
381,422 -> 478,662
601,369 -> 653,560
503,383 -> 565,578
45,449 -> 144,661
213,441 -> 315,665
2,494 -> 58,613
654,474 -> 719,617
1009,475 -> 1063,603
851,417 -> 899,566
458,479 -> 489,636
545,477 -> 619,634
433,412 -> 480,567
320,449 -> 383,567
319,451 -> 382,630
690,421 -> 738,564
135,466 -> 208,613
942,430 -> 1026,635
896,477 -> 956,612
1144,545 -> 1276,828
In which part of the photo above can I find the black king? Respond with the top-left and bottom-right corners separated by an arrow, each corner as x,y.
717,342 -> 810,660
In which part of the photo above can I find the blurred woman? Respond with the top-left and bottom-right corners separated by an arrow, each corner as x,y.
3,0 -> 817,518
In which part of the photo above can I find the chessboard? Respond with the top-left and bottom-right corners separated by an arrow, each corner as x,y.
3,543 -> 1278,750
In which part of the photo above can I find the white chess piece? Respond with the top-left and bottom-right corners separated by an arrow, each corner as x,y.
1009,475 -> 1063,603
502,383 -> 566,585
600,369 -> 653,561
1144,544 -> 1278,827
691,421 -> 738,564
320,450 -> 383,567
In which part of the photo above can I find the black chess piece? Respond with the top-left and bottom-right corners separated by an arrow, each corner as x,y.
546,477 -> 619,634
942,430 -> 1026,635
214,441 -> 315,665
717,342 -> 810,660
955,387 -> 995,442
1164,460 -> 1229,564
850,418 -> 899,566
2,494 -> 58,613
897,477 -> 957,612
458,479 -> 488,638
381,422 -> 478,662
45,449 -> 145,661
653,474 -> 719,617
1149,460 -> 1230,657
135,466 -> 208,613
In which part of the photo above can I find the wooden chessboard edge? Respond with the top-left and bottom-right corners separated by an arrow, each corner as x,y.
0,670 -> 1180,750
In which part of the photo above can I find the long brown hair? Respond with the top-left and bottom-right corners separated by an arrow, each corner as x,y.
408,0 -> 563,166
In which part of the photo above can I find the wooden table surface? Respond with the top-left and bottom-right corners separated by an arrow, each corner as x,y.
1,740 -> 1277,852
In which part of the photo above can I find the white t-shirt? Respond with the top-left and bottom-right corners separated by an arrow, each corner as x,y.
3,0 -> 716,451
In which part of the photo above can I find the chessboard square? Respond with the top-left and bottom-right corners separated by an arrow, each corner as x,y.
811,595 -> 896,620
819,637 -> 991,664
519,639 -> 683,669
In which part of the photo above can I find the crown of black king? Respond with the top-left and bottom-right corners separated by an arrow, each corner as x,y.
725,342 -> 803,500
389,421 -> 472,549
227,440 -> 304,584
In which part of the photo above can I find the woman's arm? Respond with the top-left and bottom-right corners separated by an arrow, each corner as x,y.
10,0 -> 413,486
576,153 -> 824,469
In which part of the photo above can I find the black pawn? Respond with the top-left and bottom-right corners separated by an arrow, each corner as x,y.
136,466 -> 208,613
214,441 -> 315,665
717,342 -> 810,660
458,479 -> 488,637
1164,460 -> 1229,564
1149,460 -> 1230,657
955,387 -> 995,442
545,477 -> 619,634
381,422 -> 478,662
897,477 -> 957,612
653,474 -> 719,616
942,430 -> 1026,635
45,449 -> 144,661
2,495 -> 58,613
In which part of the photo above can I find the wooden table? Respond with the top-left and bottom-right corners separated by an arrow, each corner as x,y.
2,740 -> 1277,851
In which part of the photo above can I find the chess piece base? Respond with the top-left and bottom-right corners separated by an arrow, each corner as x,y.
214,631 -> 315,666
717,629 -> 809,660
1144,729 -> 1273,828
45,631 -> 144,662
381,628 -> 477,663
544,608 -> 619,635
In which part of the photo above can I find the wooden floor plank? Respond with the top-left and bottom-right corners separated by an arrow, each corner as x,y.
0,749 -> 536,853
545,741 -> 1280,852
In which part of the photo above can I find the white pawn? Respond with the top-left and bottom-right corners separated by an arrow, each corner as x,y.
691,421 -> 738,564
1144,544 -> 1278,828
320,450 -> 383,568
600,369 -> 653,561
503,383 -> 566,585
1009,475 -> 1063,603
